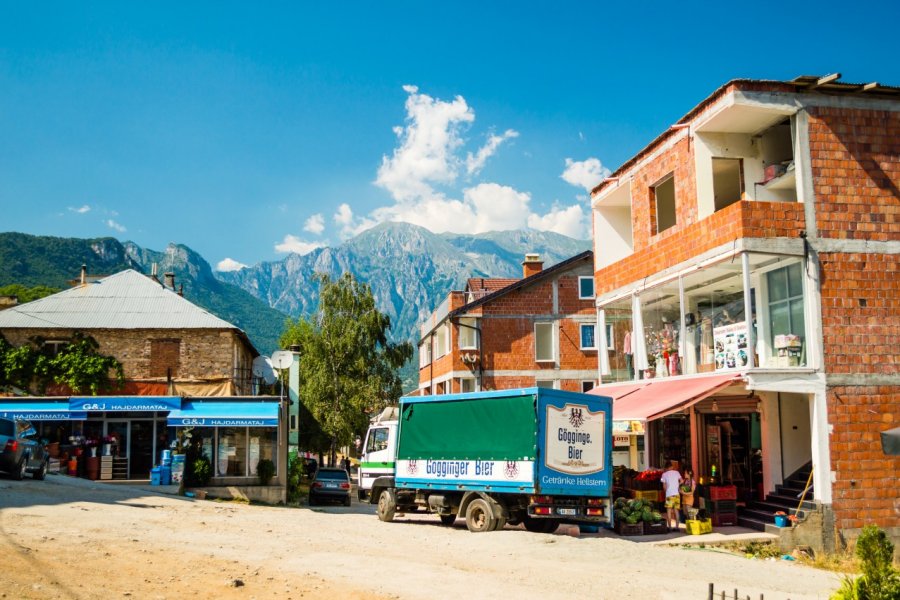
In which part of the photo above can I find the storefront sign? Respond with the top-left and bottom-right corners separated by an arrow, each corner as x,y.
0,411 -> 87,421
166,401 -> 280,428
69,396 -> 182,412
614,435 -> 631,447
168,417 -> 277,427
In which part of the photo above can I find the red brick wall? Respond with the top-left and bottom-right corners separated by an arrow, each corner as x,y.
808,107 -> 900,241
827,387 -> 900,532
596,199 -> 807,296
819,253 -> 900,374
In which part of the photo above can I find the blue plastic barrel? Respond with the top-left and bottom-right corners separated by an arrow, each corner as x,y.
150,467 -> 161,486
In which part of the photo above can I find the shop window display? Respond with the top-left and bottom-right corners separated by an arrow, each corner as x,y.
216,427 -> 248,477
602,298 -> 633,383
639,281 -> 682,378
248,427 -> 277,475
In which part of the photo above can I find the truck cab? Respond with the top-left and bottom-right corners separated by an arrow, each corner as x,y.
357,407 -> 398,501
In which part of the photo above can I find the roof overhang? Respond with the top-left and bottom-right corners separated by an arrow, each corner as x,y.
693,91 -> 798,135
592,178 -> 632,209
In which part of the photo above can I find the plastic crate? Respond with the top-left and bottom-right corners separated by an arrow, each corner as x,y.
711,512 -> 738,527
710,500 -> 737,513
708,485 -> 737,501
615,521 -> 644,536
644,521 -> 667,535
631,489 -> 662,503
686,519 -> 712,535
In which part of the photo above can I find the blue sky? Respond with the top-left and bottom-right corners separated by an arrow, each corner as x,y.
2,2 -> 897,271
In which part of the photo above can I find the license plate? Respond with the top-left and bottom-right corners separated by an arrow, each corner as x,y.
557,508 -> 577,516
325,482 -> 338,488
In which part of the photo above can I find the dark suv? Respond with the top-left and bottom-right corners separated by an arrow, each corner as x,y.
308,467 -> 351,506
0,417 -> 49,480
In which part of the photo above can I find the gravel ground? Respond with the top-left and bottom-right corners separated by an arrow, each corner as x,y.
0,474 -> 840,600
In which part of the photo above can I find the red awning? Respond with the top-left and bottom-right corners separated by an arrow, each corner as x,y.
608,373 -> 743,421
587,381 -> 650,401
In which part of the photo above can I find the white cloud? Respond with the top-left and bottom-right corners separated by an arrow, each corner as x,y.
528,204 -> 589,239
216,258 -> 247,272
105,219 -> 126,233
68,205 -> 91,214
274,234 -> 325,255
375,85 -> 474,202
334,204 -> 353,226
303,213 -> 325,235
561,157 -> 611,192
465,129 -> 519,175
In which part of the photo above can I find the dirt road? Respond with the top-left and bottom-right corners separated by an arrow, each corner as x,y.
0,475 -> 839,600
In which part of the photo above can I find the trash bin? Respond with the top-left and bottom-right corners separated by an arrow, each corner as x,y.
150,466 -> 161,486
159,465 -> 172,485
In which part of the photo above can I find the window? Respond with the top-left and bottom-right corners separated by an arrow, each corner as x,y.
581,380 -> 596,393
606,323 -> 615,351
459,378 -> 476,393
419,341 -> 432,368
150,339 -> 181,378
652,174 -> 676,234
42,340 -> 69,357
767,263 -> 806,366
578,276 -> 595,299
534,322 -> 555,362
536,380 -> 555,389
366,427 -> 389,453
580,323 -> 596,350
435,325 -> 449,359
712,158 -> 744,211
458,317 -> 478,350
248,427 -> 277,475
216,427 -> 247,477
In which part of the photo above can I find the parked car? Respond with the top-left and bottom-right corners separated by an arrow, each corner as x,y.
0,417 -> 49,480
308,467 -> 351,506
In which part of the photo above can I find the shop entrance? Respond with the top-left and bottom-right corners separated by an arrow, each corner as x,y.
103,418 -> 158,479
702,413 -> 761,500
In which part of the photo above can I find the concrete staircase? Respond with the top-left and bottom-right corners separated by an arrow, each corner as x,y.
738,462 -> 814,533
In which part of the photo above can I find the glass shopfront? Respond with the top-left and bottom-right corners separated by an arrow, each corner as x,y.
600,252 -> 808,382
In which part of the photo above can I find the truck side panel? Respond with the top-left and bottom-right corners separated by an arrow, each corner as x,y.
395,390 -> 538,494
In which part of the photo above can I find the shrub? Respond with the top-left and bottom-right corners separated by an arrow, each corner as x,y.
286,454 -> 306,504
832,525 -> 900,600
257,458 -> 275,485
189,456 -> 212,487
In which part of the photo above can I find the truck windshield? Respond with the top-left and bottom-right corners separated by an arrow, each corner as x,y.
367,428 -> 389,453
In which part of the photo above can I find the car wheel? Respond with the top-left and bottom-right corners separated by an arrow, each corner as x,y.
376,489 -> 397,522
439,514 -> 456,526
12,457 -> 26,481
33,460 -> 48,481
465,498 -> 496,533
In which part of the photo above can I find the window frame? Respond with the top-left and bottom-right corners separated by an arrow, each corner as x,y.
457,317 -> 478,350
651,173 -> 677,235
579,323 -> 597,350
534,322 -> 556,363
578,276 -> 596,300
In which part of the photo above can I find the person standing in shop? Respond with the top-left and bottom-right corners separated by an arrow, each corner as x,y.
660,460 -> 684,532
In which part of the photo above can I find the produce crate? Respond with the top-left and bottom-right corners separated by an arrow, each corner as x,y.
709,500 -> 737,513
631,489 -> 662,503
711,512 -> 738,527
615,520 -> 644,536
685,519 -> 713,535
708,485 -> 737,501
643,521 -> 667,535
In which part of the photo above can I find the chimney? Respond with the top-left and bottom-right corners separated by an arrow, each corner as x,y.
151,263 -> 158,279
178,283 -> 184,297
80,264 -> 87,286
522,253 -> 543,278
164,272 -> 175,290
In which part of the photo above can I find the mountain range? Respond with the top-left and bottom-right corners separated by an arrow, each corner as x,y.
0,225 -> 589,387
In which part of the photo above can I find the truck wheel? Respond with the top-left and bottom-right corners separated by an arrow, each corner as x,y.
33,460 -> 48,481
465,498 -> 497,533
439,514 -> 456,526
492,516 -> 507,531
12,458 -> 26,481
523,516 -> 559,534
377,489 -> 397,522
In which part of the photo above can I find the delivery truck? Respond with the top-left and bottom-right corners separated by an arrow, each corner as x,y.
360,387 -> 613,533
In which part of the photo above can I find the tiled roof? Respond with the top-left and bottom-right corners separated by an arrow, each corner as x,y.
0,269 -> 238,330
465,278 -> 518,293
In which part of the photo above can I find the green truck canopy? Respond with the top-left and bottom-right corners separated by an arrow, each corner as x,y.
398,394 -> 537,461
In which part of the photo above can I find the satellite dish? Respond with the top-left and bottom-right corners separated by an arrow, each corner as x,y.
270,350 -> 295,370
251,356 -> 277,385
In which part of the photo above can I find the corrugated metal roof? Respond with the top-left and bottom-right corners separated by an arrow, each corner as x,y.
0,269 -> 239,330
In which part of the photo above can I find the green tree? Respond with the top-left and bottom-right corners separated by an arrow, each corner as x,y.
833,525 -> 900,600
0,284 -> 59,303
45,332 -> 125,395
281,272 -> 412,465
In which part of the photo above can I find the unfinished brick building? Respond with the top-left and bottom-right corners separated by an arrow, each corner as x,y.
589,74 -> 899,553
418,252 -> 598,395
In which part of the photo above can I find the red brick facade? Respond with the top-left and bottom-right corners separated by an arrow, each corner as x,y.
419,254 -> 598,394
591,79 -> 900,549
